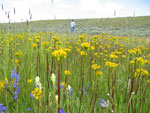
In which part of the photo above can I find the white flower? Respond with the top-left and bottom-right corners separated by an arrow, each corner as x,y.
35,76 -> 42,90
132,92 -> 135,95
67,85 -> 71,91
38,82 -> 42,90
100,99 -> 110,108
55,95 -> 58,103
51,73 -> 56,86
35,76 -> 40,83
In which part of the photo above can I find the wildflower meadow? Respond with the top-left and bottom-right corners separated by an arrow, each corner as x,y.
0,24 -> 150,113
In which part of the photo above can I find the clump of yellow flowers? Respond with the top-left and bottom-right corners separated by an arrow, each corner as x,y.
105,61 -> 118,68
0,81 -> 4,91
110,54 -> 118,59
134,68 -> 149,78
0,77 -> 8,91
92,64 -> 101,70
15,50 -> 23,57
64,70 -> 71,76
81,42 -> 90,50
52,48 -> 67,61
32,87 -> 42,100
80,51 -> 87,56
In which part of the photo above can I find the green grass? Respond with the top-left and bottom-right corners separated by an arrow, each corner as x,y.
1,16 -> 150,36
0,31 -> 150,113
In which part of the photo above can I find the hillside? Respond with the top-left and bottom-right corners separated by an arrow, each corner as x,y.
1,16 -> 150,36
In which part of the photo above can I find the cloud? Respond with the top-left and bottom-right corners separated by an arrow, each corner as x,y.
0,0 -> 149,23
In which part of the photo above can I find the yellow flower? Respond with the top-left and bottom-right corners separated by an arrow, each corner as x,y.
96,71 -> 103,76
15,59 -> 20,64
94,53 -> 98,56
122,55 -> 126,58
50,32 -> 53,35
3,77 -> 8,84
52,49 -> 67,61
81,42 -> 90,50
80,51 -> 87,56
45,47 -> 51,52
42,41 -> 49,48
140,68 -> 149,76
128,49 -> 135,55
35,39 -> 40,43
110,54 -> 118,59
0,81 -> 4,91
146,80 -> 150,84
32,88 -> 42,100
99,46 -> 102,48
52,36 -> 59,42
28,79 -> 32,83
15,50 -> 23,57
105,61 -> 118,68
134,48 -> 142,55
35,36 -> 40,39
64,70 -> 71,76
32,43 -> 38,48
100,53 -> 103,56
93,35 -> 99,40
80,35 -> 85,41
92,64 -> 101,70
104,50 -> 108,53
28,38 -> 31,41
147,53 -> 150,58
64,48 -> 71,53
90,46 -> 95,50
9,37 -> 14,42
61,82 -> 67,88
130,60 -> 135,65
136,57 -> 145,66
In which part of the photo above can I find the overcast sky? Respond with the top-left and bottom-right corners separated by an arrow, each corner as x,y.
0,0 -> 150,23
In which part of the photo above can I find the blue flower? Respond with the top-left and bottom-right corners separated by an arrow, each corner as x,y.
87,83 -> 90,88
100,99 -> 110,108
82,87 -> 85,92
68,88 -> 73,96
0,104 -> 7,113
11,68 -> 21,100
28,107 -> 32,111
60,84 -> 64,89
60,108 -> 65,113
30,93 -> 35,99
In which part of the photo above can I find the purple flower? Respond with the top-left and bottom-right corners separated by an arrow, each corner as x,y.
87,83 -> 90,88
13,82 -> 18,88
60,108 -> 65,113
68,89 -> 73,96
0,104 -> 7,113
30,93 -> 35,99
28,107 -> 32,111
100,99 -> 109,108
60,84 -> 64,89
11,68 -> 20,100
82,87 -> 85,92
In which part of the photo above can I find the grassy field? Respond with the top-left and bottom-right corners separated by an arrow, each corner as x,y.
1,16 -> 150,36
0,17 -> 150,113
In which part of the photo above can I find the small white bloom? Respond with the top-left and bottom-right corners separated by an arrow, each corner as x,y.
38,82 -> 42,90
35,76 -> 42,89
55,95 -> 58,103
132,92 -> 135,95
51,73 -> 56,86
107,93 -> 110,97
67,85 -> 71,91
35,76 -> 40,83
100,99 -> 110,108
